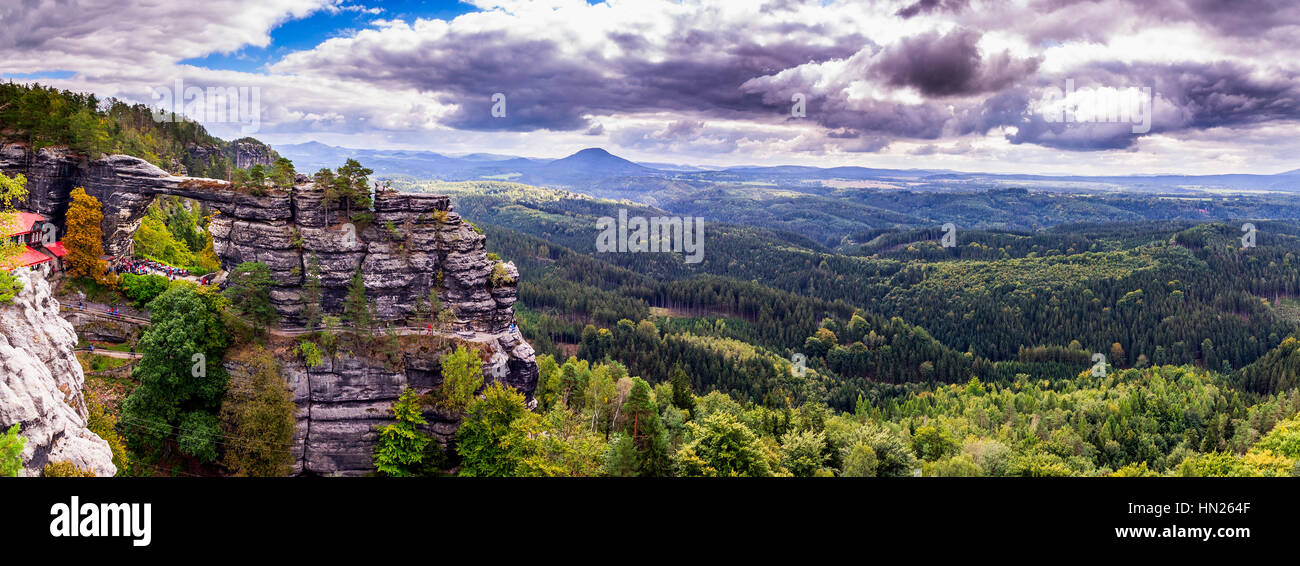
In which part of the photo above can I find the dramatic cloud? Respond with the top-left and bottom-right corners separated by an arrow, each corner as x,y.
872,28 -> 1040,97
1,0 -> 1299,173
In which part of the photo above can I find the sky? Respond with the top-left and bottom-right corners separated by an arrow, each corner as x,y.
2,0 -> 1299,175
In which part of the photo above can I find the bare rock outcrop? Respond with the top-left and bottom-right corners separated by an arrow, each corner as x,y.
0,270 -> 116,477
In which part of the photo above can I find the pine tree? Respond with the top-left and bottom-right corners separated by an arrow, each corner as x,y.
223,261 -> 275,331
669,363 -> 695,413
300,254 -> 323,331
342,268 -> 373,346
605,377 -> 673,477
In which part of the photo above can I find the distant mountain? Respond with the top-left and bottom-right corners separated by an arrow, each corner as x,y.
528,148 -> 661,185
274,141 -> 1300,197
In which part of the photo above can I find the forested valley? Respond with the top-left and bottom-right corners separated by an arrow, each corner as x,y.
391,179 -> 1300,476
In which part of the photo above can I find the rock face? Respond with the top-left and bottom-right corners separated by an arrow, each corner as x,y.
1,144 -> 523,333
3,143 -> 539,476
188,140 -> 275,171
0,270 -> 117,477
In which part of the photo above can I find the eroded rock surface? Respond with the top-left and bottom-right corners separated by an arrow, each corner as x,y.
0,270 -> 116,477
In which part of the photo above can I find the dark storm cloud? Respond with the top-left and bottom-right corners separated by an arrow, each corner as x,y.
872,29 -> 1040,97
262,0 -> 1300,157
896,0 -> 970,19
278,20 -> 870,132
1135,0 -> 1300,36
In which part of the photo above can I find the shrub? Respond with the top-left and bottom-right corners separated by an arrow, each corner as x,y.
43,461 -> 96,477
0,423 -> 25,477
120,273 -> 170,308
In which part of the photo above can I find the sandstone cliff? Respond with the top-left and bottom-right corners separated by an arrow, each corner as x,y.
3,143 -> 539,476
1,144 -> 524,334
0,270 -> 117,477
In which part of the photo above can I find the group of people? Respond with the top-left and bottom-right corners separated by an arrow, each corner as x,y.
73,300 -> 123,318
108,256 -> 191,280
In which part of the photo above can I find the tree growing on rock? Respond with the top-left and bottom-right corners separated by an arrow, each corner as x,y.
373,387 -> 432,477
269,157 -> 296,190
221,346 -> 296,477
330,159 -> 373,223
224,261 -> 275,332
300,254 -> 323,331
438,345 -> 485,414
342,268 -> 375,348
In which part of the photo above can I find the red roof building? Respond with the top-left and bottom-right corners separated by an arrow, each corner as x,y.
10,246 -> 53,268
45,241 -> 68,258
3,211 -> 65,272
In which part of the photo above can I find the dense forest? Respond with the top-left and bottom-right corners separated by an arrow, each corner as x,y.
339,179 -> 1300,476
0,82 -> 276,178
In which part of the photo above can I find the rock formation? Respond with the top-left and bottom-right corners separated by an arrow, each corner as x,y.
3,142 -> 539,476
187,139 -> 275,171
1,144 -> 524,333
0,270 -> 117,477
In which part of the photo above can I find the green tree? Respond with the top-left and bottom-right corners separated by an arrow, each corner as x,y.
85,391 -> 127,476
438,345 -> 484,414
534,354 -> 562,412
177,411 -> 221,462
300,254 -> 323,330
842,442 -> 878,477
0,171 -> 27,210
269,157 -> 296,189
296,341 -> 323,368
223,261 -> 276,331
605,377 -> 673,477
456,382 -> 528,477
120,283 -> 229,459
373,387 -> 432,477
220,347 -> 296,477
780,428 -> 828,477
911,425 -> 956,462
333,159 -> 374,221
120,273 -> 171,308
248,164 -> 267,187
342,268 -> 374,345
676,412 -> 772,477
669,363 -> 695,413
